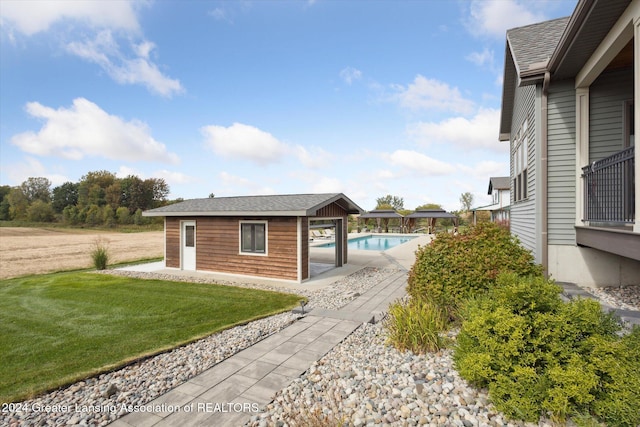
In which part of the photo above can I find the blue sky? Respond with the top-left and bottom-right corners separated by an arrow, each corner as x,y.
0,0 -> 577,212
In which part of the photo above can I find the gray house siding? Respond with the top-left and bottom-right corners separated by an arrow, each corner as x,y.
547,79 -> 577,245
510,84 -> 537,256
589,67 -> 634,162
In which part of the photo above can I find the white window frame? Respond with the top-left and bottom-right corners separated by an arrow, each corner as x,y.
239,220 -> 268,256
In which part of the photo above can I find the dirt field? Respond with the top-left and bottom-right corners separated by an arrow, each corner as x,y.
0,227 -> 164,280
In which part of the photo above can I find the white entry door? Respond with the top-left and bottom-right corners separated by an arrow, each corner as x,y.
181,221 -> 196,270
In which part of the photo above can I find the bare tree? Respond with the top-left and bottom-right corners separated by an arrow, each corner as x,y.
460,192 -> 474,212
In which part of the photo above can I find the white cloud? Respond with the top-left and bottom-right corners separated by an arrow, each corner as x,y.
5,156 -> 69,187
339,67 -> 362,85
466,47 -> 494,67
11,98 -> 180,164
408,108 -> 506,152
155,169 -> 196,185
208,7 -> 233,23
202,123 -> 288,166
1,1 -> 182,97
218,171 -> 275,195
466,0 -> 547,38
294,145 -> 333,169
458,160 -> 509,181
391,75 -> 475,114
0,0 -> 140,36
312,177 -> 345,194
67,31 -> 183,97
387,150 -> 455,176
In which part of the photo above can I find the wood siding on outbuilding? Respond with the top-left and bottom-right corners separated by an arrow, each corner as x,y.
315,202 -> 349,265
547,79 -> 577,245
300,217 -> 309,281
165,216 -> 299,280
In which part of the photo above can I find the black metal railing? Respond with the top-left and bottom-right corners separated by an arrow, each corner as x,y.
582,146 -> 635,224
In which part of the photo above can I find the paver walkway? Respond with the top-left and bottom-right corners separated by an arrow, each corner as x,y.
111,270 -> 409,427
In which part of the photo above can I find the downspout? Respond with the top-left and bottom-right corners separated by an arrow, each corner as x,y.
541,71 -> 550,277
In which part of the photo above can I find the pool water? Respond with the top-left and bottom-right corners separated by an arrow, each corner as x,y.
318,235 -> 417,251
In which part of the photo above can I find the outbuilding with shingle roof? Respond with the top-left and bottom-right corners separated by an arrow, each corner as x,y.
144,193 -> 363,282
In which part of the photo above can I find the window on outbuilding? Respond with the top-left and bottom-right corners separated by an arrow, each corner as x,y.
240,222 -> 267,254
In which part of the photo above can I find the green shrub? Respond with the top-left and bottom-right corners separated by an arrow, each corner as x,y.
90,237 -> 110,270
385,298 -> 448,354
407,222 -> 542,315
454,273 -> 638,426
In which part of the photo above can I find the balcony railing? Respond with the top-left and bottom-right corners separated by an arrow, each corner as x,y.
582,146 -> 635,225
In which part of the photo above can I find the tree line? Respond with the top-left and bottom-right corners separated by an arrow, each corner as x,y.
0,171 -> 172,226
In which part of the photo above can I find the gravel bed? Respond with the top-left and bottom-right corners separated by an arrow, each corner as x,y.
245,284 -> 640,427
246,322 -> 554,427
1,267 -> 398,427
583,285 -> 640,311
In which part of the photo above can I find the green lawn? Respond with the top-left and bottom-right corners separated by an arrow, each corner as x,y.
0,272 -> 303,403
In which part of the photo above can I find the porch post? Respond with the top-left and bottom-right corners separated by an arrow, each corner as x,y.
575,87 -> 590,226
635,17 -> 640,233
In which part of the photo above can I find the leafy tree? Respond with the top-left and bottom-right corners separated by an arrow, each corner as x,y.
52,182 -> 79,213
26,200 -> 55,222
148,178 -> 169,208
105,182 -> 122,209
78,170 -> 116,208
102,205 -> 115,227
0,184 -> 11,220
116,206 -> 132,224
20,177 -> 51,203
0,199 -> 10,220
0,185 -> 11,203
7,188 -> 29,220
376,194 -> 404,210
133,208 -> 147,225
460,192 -> 474,212
415,203 -> 442,210
84,204 -> 102,226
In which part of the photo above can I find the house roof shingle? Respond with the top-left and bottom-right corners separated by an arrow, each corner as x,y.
506,17 -> 570,81
143,193 -> 364,217
488,177 -> 510,194
500,16 -> 569,139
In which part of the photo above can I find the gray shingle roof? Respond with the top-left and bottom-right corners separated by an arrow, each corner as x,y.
488,177 -> 510,194
507,17 -> 569,78
405,209 -> 457,219
360,209 -> 404,219
143,193 -> 363,217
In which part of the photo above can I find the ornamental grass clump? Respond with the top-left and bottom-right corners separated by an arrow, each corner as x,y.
91,236 -> 110,270
385,297 -> 448,353
407,222 -> 542,319
454,273 -> 640,426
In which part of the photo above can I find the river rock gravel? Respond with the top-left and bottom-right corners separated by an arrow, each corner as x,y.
245,322 -> 555,427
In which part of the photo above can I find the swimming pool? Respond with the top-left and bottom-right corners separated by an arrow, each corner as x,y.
317,235 -> 417,251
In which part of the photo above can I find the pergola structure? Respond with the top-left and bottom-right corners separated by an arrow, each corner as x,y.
358,209 -> 404,233
405,209 -> 459,234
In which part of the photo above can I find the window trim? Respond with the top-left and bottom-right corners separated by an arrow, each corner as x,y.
512,119 -> 529,203
239,220 -> 268,256
624,100 -> 634,148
